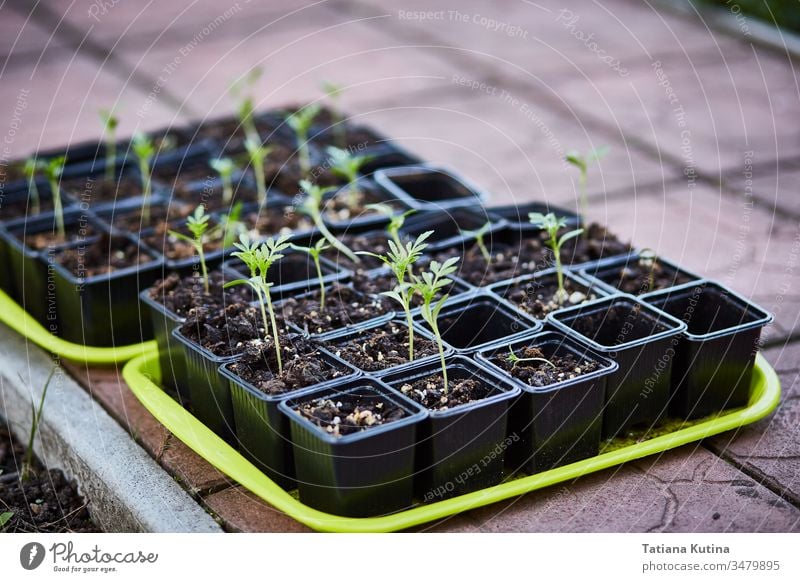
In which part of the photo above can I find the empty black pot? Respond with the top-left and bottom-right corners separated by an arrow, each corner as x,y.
580,251 -> 701,296
642,280 -> 773,419
477,331 -> 617,474
382,356 -> 520,501
279,378 -> 426,517
487,201 -> 581,231
375,165 -> 489,211
548,295 -> 687,439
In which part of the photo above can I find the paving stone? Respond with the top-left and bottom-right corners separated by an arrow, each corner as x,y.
544,43 -> 800,181
202,486 -> 312,532
0,51 -> 185,159
1,4 -> 69,61
464,446 -> 800,532
723,158 -> 800,218
111,15 -> 457,122
159,435 -> 233,496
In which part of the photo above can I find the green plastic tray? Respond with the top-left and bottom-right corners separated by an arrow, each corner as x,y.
0,288 -> 781,531
121,350 -> 780,533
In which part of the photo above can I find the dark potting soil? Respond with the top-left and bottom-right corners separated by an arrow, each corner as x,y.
153,161 -> 214,187
568,304 -> 665,346
141,219 -> 224,261
294,393 -> 407,437
227,337 -> 350,395
321,187 -> 400,223
279,283 -> 389,335
0,194 -> 55,221
501,276 -> 599,319
351,268 -> 450,311
283,104 -> 382,149
398,374 -> 491,411
261,143 -> 342,196
435,239 -> 549,286
329,322 -> 437,372
179,302 -> 275,358
489,346 -> 599,388
21,220 -> 96,251
195,116 -> 289,153
148,271 -> 252,318
241,204 -> 314,239
321,234 -> 392,271
63,175 -> 143,204
56,234 -> 154,278
109,203 -> 193,232
560,223 -> 631,265
0,425 -> 98,533
173,181 -> 260,211
599,261 -> 694,295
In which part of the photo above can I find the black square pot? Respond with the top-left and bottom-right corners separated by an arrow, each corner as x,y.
487,201 -> 582,231
382,356 -> 520,501
0,179 -> 74,227
357,143 -> 422,176
412,294 -> 541,354
321,178 -> 412,234
476,331 -> 618,474
49,234 -> 164,346
139,291 -> 187,397
221,344 -> 361,489
548,295 -> 687,439
279,378 -> 426,517
399,206 -> 502,251
0,209 -> 101,326
222,249 -> 349,302
375,165 -> 489,211
171,326 -> 241,443
642,280 -> 773,419
579,251 -> 701,296
488,268 -> 609,321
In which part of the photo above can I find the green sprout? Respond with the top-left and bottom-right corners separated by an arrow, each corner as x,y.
366,204 -> 415,249
23,157 -> 44,215
412,257 -> 459,394
506,346 -> 556,369
225,234 -> 291,373
462,221 -> 493,264
326,146 -> 373,211
362,232 -> 432,361
131,132 -> 156,225
321,80 -> 346,148
286,103 -> 321,178
244,138 -> 272,206
299,179 -> 360,264
566,145 -> 608,233
168,206 -> 213,293
638,248 -> 658,294
42,156 -> 66,240
290,239 -> 331,311
218,201 -> 246,250
209,157 -> 237,206
21,367 -> 56,482
231,67 -> 263,144
99,108 -> 119,182
529,212 -> 584,305
0,511 -> 12,531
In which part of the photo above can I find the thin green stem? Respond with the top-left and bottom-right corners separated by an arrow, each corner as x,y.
28,173 -> 40,216
253,160 -> 267,206
105,139 -> 116,183
22,367 -> 55,482
49,176 -> 65,240
313,211 -> 360,263
221,174 -> 233,206
579,171 -> 588,238
264,290 -> 283,374
298,130 -> 311,177
140,159 -> 152,225
476,236 -> 491,264
404,294 -> 415,361
313,254 -> 326,311
431,319 -> 448,394
197,243 -> 209,294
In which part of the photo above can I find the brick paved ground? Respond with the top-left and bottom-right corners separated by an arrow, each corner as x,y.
2,0 -> 799,531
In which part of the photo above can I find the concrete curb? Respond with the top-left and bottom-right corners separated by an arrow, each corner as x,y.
0,323 -> 222,533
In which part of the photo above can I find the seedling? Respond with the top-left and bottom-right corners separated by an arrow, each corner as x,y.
209,157 -> 237,206
231,67 -> 263,144
131,132 -> 156,225
299,179 -> 360,264
21,367 -> 56,482
638,248 -> 658,294
412,257 -> 459,394
99,108 -> 119,182
226,234 -> 291,373
506,346 -> 556,369
326,146 -> 374,210
365,204 -> 415,249
0,512 -> 13,530
529,212 -> 583,305
565,145 -> 608,232
361,232 -> 432,361
42,156 -> 66,240
321,80 -> 346,148
290,239 -> 331,311
23,157 -> 44,215
462,221 -> 493,264
218,201 -> 246,250
168,206 -> 213,293
244,138 -> 272,206
286,103 -> 321,178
